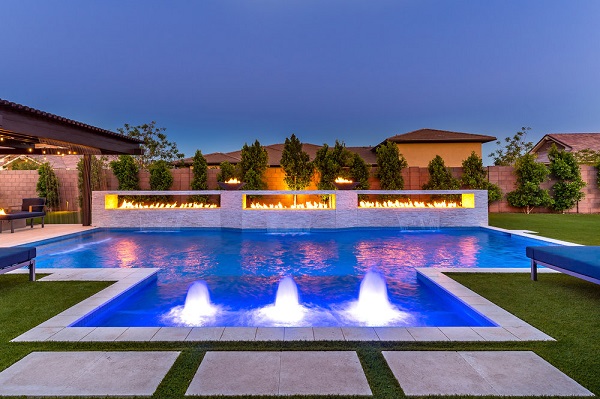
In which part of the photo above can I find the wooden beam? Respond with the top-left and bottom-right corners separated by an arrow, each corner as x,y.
81,154 -> 92,226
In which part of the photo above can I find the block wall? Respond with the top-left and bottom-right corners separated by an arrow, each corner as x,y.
3,165 -> 600,214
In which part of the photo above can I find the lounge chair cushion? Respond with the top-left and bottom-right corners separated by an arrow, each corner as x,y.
0,247 -> 37,269
0,211 -> 46,220
526,246 -> 600,280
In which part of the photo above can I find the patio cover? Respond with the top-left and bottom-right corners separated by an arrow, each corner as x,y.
0,99 -> 144,226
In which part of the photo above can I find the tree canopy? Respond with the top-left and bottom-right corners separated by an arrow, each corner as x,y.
109,155 -> 140,191
118,121 -> 184,169
280,134 -> 314,190
489,127 -> 534,166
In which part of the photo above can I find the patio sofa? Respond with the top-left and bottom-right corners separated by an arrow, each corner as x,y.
0,198 -> 46,233
0,247 -> 36,281
526,246 -> 600,284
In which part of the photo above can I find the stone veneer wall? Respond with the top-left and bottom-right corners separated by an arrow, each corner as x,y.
92,190 -> 488,229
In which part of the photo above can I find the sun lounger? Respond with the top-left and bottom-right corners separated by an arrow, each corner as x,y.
0,198 -> 46,233
0,247 -> 36,281
526,246 -> 600,284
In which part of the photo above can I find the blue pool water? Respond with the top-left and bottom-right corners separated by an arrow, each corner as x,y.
35,228 -> 550,328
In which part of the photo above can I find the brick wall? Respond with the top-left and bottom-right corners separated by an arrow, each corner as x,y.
2,165 -> 599,213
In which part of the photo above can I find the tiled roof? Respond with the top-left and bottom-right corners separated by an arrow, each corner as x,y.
384,128 -> 496,144
0,99 -> 143,144
184,143 -> 380,166
533,133 -> 600,153
346,146 -> 378,165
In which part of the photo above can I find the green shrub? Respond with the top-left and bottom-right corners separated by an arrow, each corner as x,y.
506,153 -> 552,214
422,155 -> 460,190
216,161 -> 238,183
240,140 -> 268,190
281,134 -> 314,191
349,152 -> 370,190
190,150 -> 208,203
376,141 -> 407,190
460,151 -> 502,203
314,141 -> 351,190
109,155 -> 140,190
36,162 -> 60,210
548,145 -> 585,212
9,158 -> 39,170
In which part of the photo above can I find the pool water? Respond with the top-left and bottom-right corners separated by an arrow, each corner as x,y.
35,228 -> 549,328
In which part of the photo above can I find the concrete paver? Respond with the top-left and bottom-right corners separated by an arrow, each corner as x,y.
279,351 -> 372,395
186,351 -> 280,396
186,351 -> 372,396
461,351 -> 594,396
116,327 -> 160,341
0,351 -> 179,397
383,351 -> 593,396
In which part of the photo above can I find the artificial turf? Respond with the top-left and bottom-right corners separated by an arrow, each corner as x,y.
1,271 -> 598,399
489,213 -> 600,245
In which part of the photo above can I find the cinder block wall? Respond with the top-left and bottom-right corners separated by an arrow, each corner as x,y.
2,165 -> 600,213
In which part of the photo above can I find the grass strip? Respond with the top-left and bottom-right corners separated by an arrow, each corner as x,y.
1,272 -> 599,398
488,213 -> 600,245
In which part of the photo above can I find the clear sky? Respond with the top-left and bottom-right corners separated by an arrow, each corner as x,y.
2,0 -> 599,164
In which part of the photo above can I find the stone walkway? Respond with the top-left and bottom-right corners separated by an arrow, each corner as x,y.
0,350 -> 592,397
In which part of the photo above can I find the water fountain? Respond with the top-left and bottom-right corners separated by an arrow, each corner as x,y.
346,269 -> 409,326
177,281 -> 218,324
254,276 -> 307,325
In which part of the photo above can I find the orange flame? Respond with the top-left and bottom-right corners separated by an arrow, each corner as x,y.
118,200 -> 217,209
249,201 -> 330,209
0,209 -> 6,215
334,177 -> 353,183
225,178 -> 241,184
359,200 -> 459,208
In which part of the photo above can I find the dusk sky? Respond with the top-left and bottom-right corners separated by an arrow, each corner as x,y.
2,1 -> 599,164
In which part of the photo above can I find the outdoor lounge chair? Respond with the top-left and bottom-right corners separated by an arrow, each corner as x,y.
526,246 -> 600,285
0,247 -> 36,281
0,198 -> 46,233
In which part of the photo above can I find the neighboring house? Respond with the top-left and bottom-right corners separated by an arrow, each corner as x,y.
378,129 -> 496,167
184,128 -> 493,168
529,133 -> 600,163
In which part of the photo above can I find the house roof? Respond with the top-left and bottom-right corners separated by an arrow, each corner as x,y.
183,143 -> 379,167
382,128 -> 496,145
530,133 -> 600,154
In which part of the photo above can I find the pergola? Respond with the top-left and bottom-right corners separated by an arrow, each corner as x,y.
0,99 -> 143,226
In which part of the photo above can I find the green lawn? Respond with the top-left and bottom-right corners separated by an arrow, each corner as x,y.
489,213 -> 600,245
1,272 -> 599,399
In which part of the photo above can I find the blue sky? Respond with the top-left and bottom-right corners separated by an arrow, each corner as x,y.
2,0 -> 599,164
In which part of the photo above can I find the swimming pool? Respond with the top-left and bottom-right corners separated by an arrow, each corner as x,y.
35,228 -> 550,328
